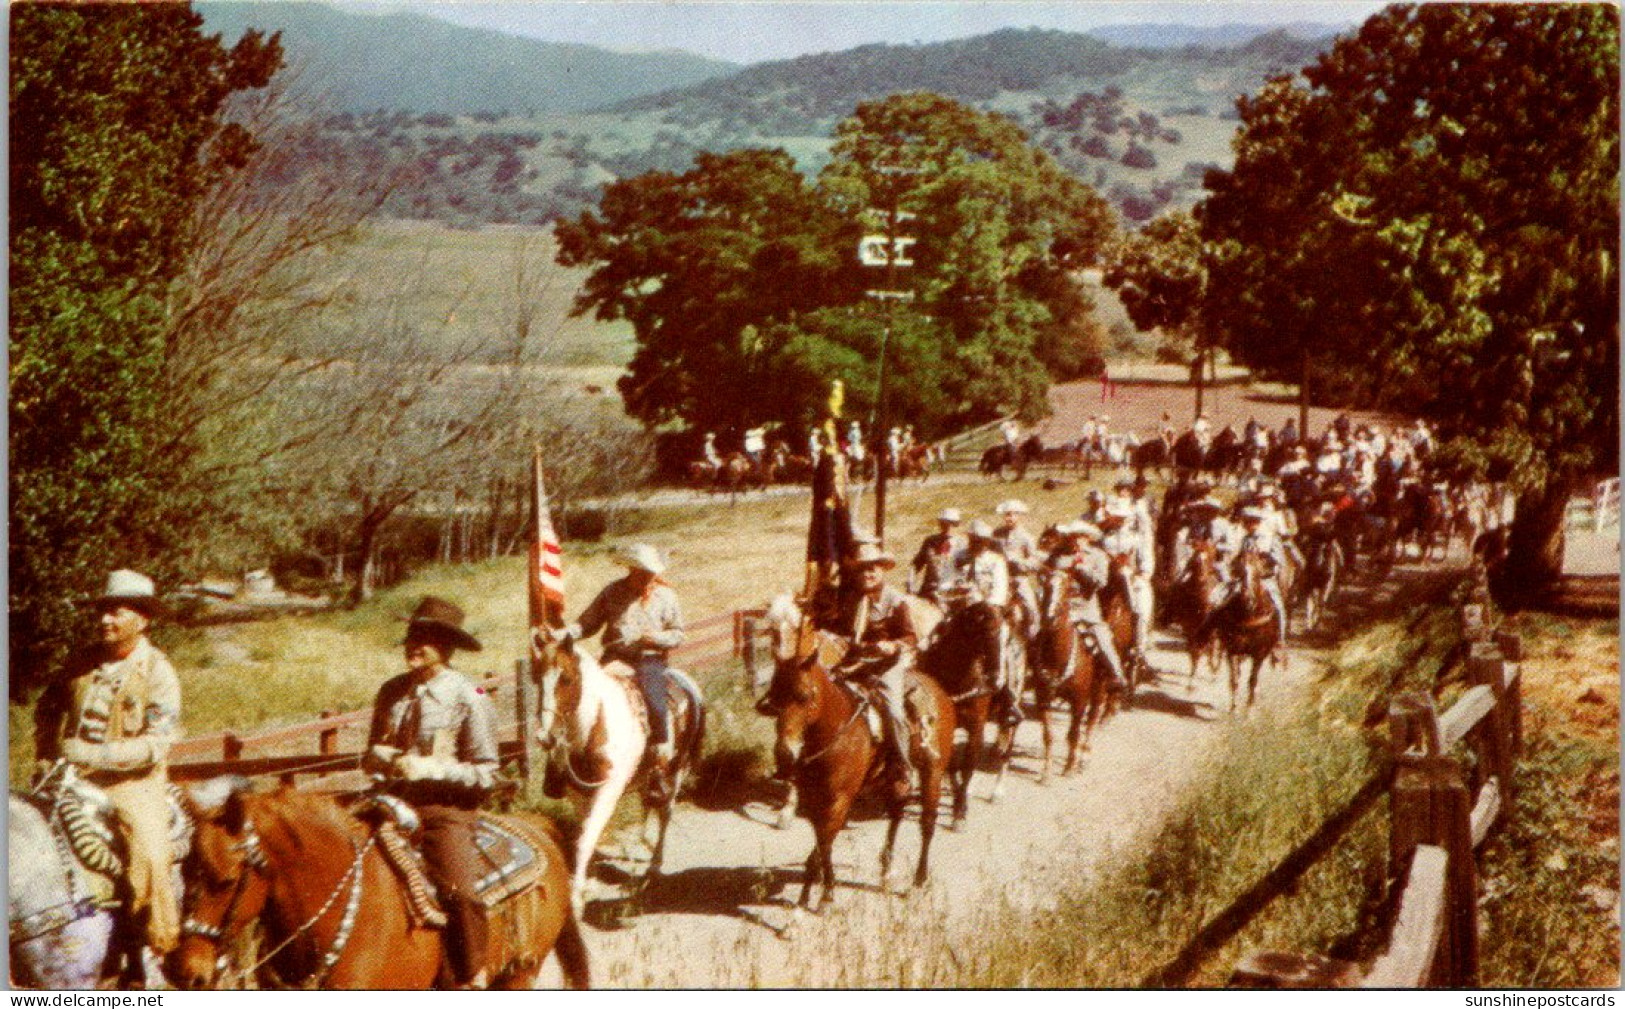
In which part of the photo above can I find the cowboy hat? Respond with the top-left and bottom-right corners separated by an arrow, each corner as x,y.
404,596 -> 483,652
1102,502 -> 1133,522
1186,496 -> 1223,513
618,543 -> 667,575
844,543 -> 896,570
937,508 -> 963,524
968,520 -> 996,541
1239,507 -> 1267,523
83,569 -> 163,617
1064,520 -> 1104,542
995,499 -> 1029,515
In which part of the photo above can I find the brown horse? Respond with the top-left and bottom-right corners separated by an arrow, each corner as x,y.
171,782 -> 588,990
756,596 -> 955,911
1207,552 -> 1282,712
917,599 -> 1016,827
1165,539 -> 1222,685
1029,567 -> 1113,779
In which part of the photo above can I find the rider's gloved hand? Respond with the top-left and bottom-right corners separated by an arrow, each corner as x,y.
362,743 -> 401,775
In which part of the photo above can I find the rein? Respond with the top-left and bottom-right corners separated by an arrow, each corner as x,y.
250,833 -> 374,989
793,687 -> 870,769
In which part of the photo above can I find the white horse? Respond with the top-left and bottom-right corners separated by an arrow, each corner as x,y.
532,638 -> 704,920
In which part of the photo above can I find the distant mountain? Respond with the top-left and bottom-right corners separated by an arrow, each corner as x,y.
1085,21 -> 1345,49
198,1 -> 739,114
607,26 -> 1328,130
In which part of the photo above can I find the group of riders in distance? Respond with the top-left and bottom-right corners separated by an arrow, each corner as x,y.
14,405 -> 1508,990
690,420 -> 936,491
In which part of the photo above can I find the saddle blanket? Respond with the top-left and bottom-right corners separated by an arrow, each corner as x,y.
374,812 -> 554,920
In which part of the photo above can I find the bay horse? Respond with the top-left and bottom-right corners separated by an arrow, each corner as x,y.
756,595 -> 955,911
532,637 -> 705,919
917,598 -> 1017,826
1029,567 -> 1113,779
1206,552 -> 1283,712
1297,523 -> 1343,631
171,780 -> 588,990
1165,539 -> 1222,685
979,436 -> 1041,481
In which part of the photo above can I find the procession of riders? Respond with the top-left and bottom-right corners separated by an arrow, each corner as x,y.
20,406 -> 1497,989
691,420 -> 934,490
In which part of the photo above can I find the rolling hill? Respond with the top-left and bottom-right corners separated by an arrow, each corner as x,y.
197,1 -> 739,114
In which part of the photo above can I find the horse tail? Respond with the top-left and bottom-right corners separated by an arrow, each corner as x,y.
670,669 -> 707,763
553,912 -> 592,990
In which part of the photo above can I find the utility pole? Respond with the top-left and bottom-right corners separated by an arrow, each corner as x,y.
858,193 -> 915,547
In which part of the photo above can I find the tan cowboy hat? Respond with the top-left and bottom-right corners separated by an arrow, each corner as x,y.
618,543 -> 667,575
404,596 -> 483,652
937,508 -> 963,524
995,499 -> 1029,515
844,543 -> 896,570
83,569 -> 163,617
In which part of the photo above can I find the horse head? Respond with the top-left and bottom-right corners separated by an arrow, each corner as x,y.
532,634 -> 589,748
172,777 -> 274,990
757,593 -> 845,774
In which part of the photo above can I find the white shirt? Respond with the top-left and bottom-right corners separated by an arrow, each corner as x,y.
965,549 -> 1011,607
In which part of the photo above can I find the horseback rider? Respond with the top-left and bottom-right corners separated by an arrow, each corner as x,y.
1227,508 -> 1289,655
1172,496 -> 1230,602
1100,502 -> 1154,668
832,543 -> 919,789
743,426 -> 767,468
962,520 -> 1021,723
563,544 -> 685,763
703,431 -> 722,470
363,597 -> 498,990
33,570 -> 182,970
1051,521 -> 1128,693
846,420 -> 866,466
909,508 -> 968,605
994,499 -> 1042,644
1081,488 -> 1108,527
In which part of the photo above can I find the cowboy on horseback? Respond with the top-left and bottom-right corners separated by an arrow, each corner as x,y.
563,544 -> 685,763
1101,501 -> 1155,665
962,521 -> 1022,724
994,498 -> 1042,643
909,508 -> 968,605
1224,509 -> 1289,655
831,543 -> 920,789
702,431 -> 722,470
1051,522 -> 1128,693
362,597 -> 499,990
33,569 -> 182,977
1173,495 -> 1232,599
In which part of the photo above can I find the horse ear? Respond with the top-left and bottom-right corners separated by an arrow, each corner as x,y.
186,775 -> 248,821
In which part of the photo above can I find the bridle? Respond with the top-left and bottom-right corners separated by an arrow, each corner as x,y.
183,814 -> 373,989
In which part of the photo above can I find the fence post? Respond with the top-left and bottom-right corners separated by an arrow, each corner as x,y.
223,733 -> 243,762
1495,631 -> 1524,762
1465,643 -> 1513,813
516,658 -> 536,787
1388,693 -> 1479,987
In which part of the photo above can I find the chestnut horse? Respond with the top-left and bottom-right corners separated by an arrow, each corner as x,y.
1029,567 -> 1114,779
1165,539 -> 1222,685
171,781 -> 588,990
532,637 -> 705,919
1207,552 -> 1283,712
756,595 -> 955,911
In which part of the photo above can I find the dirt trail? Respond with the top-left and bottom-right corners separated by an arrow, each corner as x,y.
537,558 -> 1459,988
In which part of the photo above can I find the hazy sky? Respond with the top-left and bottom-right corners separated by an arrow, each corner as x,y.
340,1 -> 1388,64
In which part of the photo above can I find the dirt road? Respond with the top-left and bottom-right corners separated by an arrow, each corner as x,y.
537,557 -> 1450,988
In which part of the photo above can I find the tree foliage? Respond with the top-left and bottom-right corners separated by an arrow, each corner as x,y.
558,93 -> 1117,437
10,3 -> 282,689
1199,3 -> 1619,595
1103,209 -> 1208,364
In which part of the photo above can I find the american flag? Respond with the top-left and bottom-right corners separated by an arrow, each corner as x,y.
529,450 -> 565,630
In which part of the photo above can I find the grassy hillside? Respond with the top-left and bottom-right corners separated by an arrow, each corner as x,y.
264,24 -> 1340,227
198,1 -> 738,114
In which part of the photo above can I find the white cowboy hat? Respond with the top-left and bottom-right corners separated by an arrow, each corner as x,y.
1240,507 -> 1267,522
968,519 -> 996,541
618,543 -> 667,575
995,499 -> 1029,515
1061,520 -> 1104,542
937,508 -> 963,524
1186,496 -> 1223,513
83,569 -> 162,616
844,543 -> 896,570
1102,501 -> 1133,522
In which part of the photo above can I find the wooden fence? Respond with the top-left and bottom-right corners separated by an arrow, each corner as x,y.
1184,606 -> 1526,990
168,609 -> 749,787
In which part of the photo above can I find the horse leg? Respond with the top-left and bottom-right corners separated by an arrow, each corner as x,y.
1063,693 -> 1085,774
988,722 -> 1016,802
953,713 -> 982,827
914,755 -> 943,888
775,783 -> 798,830
1227,652 -> 1240,714
571,773 -> 628,918
1037,682 -> 1055,783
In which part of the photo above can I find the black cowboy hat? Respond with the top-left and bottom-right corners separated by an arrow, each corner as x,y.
403,596 -> 483,652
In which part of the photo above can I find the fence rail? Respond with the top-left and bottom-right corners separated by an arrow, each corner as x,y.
169,607 -> 755,784
1223,607 -> 1523,990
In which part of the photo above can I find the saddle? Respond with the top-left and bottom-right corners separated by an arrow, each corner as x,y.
29,766 -> 190,891
359,794 -> 555,928
600,660 -> 698,748
837,663 -> 939,766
